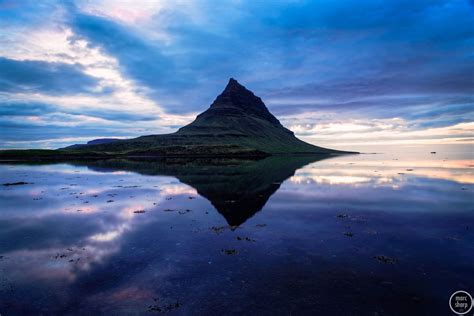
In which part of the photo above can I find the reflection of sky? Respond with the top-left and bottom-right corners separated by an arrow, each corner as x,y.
0,152 -> 473,314
0,164 -> 203,288
292,151 -> 474,185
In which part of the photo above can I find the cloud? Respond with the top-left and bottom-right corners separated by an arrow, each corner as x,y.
0,101 -> 56,116
69,12 -> 181,93
0,57 -> 101,94
0,0 -> 472,148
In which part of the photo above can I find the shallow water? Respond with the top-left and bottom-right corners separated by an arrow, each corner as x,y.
0,150 -> 472,315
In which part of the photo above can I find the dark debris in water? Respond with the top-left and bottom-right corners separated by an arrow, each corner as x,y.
210,226 -> 227,234
221,249 -> 238,255
114,185 -> 140,188
337,214 -> 348,218
374,255 -> 398,264
237,236 -> 256,242
255,224 -> 267,228
134,210 -> 146,214
344,232 -> 354,237
148,299 -> 181,313
53,248 -> 86,263
2,182 -> 31,186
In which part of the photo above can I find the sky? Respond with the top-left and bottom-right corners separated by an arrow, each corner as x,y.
0,0 -> 473,151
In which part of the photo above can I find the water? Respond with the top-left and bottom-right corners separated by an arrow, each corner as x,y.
0,150 -> 472,315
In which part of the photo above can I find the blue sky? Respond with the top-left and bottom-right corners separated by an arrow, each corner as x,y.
0,0 -> 473,150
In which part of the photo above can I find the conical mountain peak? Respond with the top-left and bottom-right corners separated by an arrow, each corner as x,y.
222,78 -> 246,93
208,78 -> 281,125
213,78 -> 260,106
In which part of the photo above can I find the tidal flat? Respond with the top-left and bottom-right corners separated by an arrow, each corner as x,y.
0,149 -> 472,315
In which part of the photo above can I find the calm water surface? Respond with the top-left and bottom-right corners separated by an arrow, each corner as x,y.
0,150 -> 472,315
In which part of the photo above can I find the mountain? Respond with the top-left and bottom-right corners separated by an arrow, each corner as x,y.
65,78 -> 352,156
0,79 -> 356,161
65,138 -> 120,149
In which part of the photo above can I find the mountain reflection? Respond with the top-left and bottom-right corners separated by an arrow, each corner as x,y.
76,156 -> 332,226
